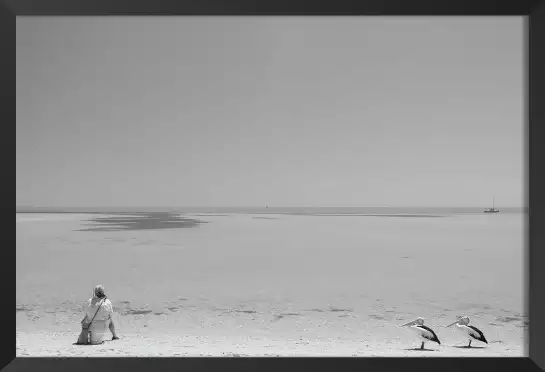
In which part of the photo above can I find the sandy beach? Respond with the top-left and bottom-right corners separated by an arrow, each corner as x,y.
16,332 -> 524,357
16,210 -> 527,357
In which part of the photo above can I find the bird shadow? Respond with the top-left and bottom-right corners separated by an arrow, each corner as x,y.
404,348 -> 438,352
72,341 -> 111,346
72,343 -> 104,346
452,345 -> 487,349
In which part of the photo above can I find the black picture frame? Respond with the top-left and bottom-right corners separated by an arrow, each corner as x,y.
4,1 -> 544,372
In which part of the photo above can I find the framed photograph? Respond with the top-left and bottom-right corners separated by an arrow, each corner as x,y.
7,1 -> 544,371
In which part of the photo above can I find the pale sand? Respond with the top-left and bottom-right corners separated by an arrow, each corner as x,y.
16,297 -> 527,357
16,331 -> 524,357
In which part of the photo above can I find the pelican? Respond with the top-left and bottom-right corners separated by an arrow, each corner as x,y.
400,317 -> 441,350
446,316 -> 488,347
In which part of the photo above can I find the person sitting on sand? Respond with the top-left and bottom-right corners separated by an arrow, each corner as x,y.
78,285 -> 119,344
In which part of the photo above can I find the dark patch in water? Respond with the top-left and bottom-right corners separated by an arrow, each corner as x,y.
76,212 -> 206,232
281,312 -> 301,317
369,314 -> 387,320
307,307 -> 352,313
167,307 -> 179,312
329,307 -> 352,313
400,256 -> 412,259
252,217 -> 277,220
125,309 -> 153,315
44,308 -> 63,313
496,316 -> 520,323
499,308 -> 516,314
16,305 -> 33,312
234,310 -> 258,314
273,312 -> 300,321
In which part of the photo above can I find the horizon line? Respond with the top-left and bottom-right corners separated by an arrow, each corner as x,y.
16,205 -> 526,209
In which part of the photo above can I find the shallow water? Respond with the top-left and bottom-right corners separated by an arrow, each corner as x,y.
16,211 -> 526,346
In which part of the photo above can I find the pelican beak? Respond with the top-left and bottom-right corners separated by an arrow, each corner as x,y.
446,320 -> 458,328
400,320 -> 415,327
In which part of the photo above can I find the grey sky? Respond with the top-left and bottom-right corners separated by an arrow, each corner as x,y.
16,17 -> 524,208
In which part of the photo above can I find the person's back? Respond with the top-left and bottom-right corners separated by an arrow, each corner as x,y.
85,297 -> 113,322
79,285 -> 119,344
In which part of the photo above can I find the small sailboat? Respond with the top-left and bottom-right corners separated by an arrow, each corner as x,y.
483,195 -> 499,213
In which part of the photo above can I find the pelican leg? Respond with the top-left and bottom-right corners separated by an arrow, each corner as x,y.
421,341 -> 425,350
468,340 -> 472,348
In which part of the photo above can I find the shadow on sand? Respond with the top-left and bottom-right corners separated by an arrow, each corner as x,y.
72,342 -> 105,346
404,348 -> 439,352
451,345 -> 487,349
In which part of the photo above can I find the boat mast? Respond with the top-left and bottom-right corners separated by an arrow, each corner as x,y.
493,195 -> 495,209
